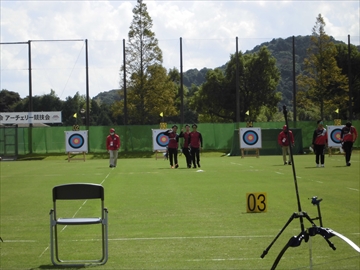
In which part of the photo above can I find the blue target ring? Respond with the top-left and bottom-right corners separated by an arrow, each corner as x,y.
330,129 -> 342,144
243,130 -> 259,146
156,132 -> 169,147
68,133 -> 84,149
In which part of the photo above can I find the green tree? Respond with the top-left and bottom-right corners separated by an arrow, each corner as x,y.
115,0 -> 176,124
335,43 -> 360,119
190,46 -> 281,122
296,14 -> 348,120
62,92 -> 86,126
0,89 -> 21,112
38,89 -> 63,111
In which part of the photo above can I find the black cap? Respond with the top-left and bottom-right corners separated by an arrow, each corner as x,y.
346,122 -> 351,127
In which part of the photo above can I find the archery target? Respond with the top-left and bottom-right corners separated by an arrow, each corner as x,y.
68,134 -> 84,149
152,129 -> 169,151
65,131 -> 88,152
327,125 -> 344,147
240,128 -> 262,149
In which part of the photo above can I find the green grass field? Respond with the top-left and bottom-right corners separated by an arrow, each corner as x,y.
0,151 -> 359,270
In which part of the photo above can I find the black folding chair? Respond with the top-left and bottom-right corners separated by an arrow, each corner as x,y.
50,183 -> 108,266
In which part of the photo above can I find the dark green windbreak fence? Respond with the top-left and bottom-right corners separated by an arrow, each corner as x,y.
5,121 -> 360,155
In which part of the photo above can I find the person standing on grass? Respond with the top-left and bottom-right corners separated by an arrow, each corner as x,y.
311,120 -> 327,168
179,124 -> 192,168
340,121 -> 358,166
164,125 -> 179,168
189,124 -> 203,168
106,128 -> 120,168
278,125 -> 295,165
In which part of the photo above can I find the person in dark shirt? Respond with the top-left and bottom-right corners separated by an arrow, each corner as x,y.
340,121 -> 358,166
164,125 -> 179,168
311,120 -> 327,167
189,124 -> 203,168
179,124 -> 192,168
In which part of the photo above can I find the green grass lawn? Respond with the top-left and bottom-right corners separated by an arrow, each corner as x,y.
0,151 -> 359,269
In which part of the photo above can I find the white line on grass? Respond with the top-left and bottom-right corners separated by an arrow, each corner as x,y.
109,235 -> 274,241
275,172 -> 284,175
39,171 -> 112,258
347,187 -> 359,191
64,235 -> 276,242
230,162 -> 243,166
187,257 -> 260,262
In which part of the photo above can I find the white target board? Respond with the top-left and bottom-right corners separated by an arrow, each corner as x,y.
152,129 -> 169,151
327,125 -> 344,147
240,128 -> 262,149
65,131 -> 88,152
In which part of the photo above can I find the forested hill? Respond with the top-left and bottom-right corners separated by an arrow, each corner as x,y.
94,35 -> 358,108
181,35 -> 356,108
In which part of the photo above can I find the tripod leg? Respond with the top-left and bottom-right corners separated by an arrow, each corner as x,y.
261,213 -> 297,258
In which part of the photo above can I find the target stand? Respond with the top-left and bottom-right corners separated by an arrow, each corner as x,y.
67,151 -> 86,162
65,131 -> 88,162
239,128 -> 262,158
241,148 -> 260,158
328,147 -> 344,157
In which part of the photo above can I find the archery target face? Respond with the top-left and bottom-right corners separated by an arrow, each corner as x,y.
152,129 -> 169,151
65,131 -> 88,152
327,125 -> 344,147
240,128 -> 262,149
156,132 -> 169,147
68,134 -> 84,149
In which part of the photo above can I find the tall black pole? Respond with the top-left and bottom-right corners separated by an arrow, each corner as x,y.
283,105 -> 304,232
85,39 -> 90,130
235,37 -> 240,124
347,35 -> 352,120
28,40 -> 33,154
123,39 -> 127,125
180,37 -> 184,125
292,36 -> 297,125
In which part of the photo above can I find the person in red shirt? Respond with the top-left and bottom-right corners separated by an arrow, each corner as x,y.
340,121 -> 358,166
106,128 -> 120,168
179,124 -> 192,168
311,120 -> 327,167
277,125 -> 295,165
189,124 -> 203,168
164,125 -> 179,168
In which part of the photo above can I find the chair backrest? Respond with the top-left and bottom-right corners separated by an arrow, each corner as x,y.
53,183 -> 104,201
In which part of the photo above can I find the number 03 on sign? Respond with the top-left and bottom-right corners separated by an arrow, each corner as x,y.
246,192 -> 267,213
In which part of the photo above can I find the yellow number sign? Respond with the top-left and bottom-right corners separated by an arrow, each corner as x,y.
246,192 -> 267,213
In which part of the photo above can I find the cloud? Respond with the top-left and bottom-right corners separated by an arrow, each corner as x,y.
1,0 -> 359,100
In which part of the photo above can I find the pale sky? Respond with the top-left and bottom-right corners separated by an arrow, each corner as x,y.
1,0 -> 359,100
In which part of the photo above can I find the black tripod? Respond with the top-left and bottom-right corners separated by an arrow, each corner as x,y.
260,105 -> 360,270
